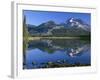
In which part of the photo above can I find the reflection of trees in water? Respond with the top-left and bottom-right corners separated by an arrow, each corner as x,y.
51,39 -> 90,48
28,39 -> 90,55
24,39 -> 90,69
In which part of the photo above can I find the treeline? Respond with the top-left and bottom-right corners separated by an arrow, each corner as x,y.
28,27 -> 90,40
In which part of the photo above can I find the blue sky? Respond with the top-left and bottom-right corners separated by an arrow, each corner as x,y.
23,10 -> 91,26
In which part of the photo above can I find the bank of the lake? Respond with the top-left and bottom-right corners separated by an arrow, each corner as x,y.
28,37 -> 80,40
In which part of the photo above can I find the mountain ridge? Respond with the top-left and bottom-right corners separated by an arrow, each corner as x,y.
27,18 -> 90,36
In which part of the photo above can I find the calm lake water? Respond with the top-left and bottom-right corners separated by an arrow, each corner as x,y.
23,39 -> 91,69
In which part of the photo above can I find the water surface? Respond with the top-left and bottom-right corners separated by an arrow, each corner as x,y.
23,39 -> 91,69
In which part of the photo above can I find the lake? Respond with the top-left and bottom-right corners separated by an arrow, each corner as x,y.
23,39 -> 91,69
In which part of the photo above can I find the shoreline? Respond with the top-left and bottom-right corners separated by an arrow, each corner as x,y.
28,37 -> 80,40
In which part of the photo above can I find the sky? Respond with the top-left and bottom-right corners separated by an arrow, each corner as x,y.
23,10 -> 91,26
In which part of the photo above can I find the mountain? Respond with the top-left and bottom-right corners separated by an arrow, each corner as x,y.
28,21 -> 57,34
38,21 -> 56,29
27,18 -> 90,36
66,18 -> 90,31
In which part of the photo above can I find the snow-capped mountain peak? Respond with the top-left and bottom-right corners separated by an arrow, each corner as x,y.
69,18 -> 74,23
66,18 -> 90,31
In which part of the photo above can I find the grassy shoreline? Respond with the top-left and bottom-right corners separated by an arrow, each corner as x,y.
28,37 -> 80,40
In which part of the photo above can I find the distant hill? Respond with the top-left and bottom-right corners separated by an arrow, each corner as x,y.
27,18 -> 90,37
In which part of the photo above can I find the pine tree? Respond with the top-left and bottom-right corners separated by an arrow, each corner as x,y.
23,15 -> 28,69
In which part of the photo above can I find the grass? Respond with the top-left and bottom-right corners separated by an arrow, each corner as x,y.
28,36 -> 81,41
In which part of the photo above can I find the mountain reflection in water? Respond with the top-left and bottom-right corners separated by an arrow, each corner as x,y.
23,39 -> 91,69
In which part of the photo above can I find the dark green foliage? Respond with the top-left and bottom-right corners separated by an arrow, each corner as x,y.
51,27 -> 90,37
